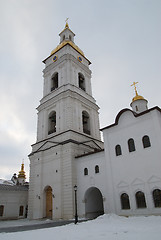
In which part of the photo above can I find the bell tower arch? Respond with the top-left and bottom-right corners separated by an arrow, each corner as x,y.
28,22 -> 103,220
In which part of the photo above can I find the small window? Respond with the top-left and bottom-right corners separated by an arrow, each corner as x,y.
51,72 -> 58,91
78,73 -> 85,91
128,138 -> 135,152
84,168 -> 88,176
63,35 -> 65,41
135,191 -> 147,208
120,193 -> 130,209
48,111 -> 56,134
115,145 -> 122,156
95,165 -> 99,174
142,135 -> 151,148
82,111 -> 90,135
0,205 -> 4,216
153,189 -> 161,208
19,206 -> 24,216
135,106 -> 138,112
69,35 -> 72,41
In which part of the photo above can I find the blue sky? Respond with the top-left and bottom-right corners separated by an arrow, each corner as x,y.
0,0 -> 161,180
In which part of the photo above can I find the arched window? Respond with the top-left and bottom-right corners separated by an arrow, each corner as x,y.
115,144 -> 122,156
19,206 -> 24,216
69,35 -> 72,41
82,111 -> 90,135
48,111 -> 56,134
84,168 -> 88,176
63,35 -> 65,41
78,73 -> 85,91
51,72 -> 58,91
128,138 -> 135,152
120,193 -> 130,209
0,205 -> 4,216
135,191 -> 147,208
153,189 -> 161,208
95,165 -> 99,174
142,135 -> 151,148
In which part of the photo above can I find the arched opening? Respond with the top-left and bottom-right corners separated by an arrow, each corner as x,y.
120,193 -> 130,209
135,191 -> 147,208
78,73 -> 85,91
51,72 -> 58,91
45,186 -> 53,219
95,165 -> 99,174
153,189 -> 161,207
48,111 -> 56,134
84,187 -> 104,219
0,205 -> 4,217
84,168 -> 88,176
128,138 -> 136,152
19,206 -> 24,216
115,144 -> 122,156
142,135 -> 151,148
82,111 -> 90,135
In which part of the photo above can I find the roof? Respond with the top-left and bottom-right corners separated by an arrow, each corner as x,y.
100,106 -> 161,131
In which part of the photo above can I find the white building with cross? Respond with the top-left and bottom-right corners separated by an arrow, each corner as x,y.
27,23 -> 161,220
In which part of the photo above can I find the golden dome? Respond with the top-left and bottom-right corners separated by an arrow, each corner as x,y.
131,81 -> 147,103
50,40 -> 84,57
132,93 -> 145,102
18,163 -> 26,179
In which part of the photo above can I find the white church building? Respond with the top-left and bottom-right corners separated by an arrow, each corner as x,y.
1,22 -> 161,220
28,22 -> 161,220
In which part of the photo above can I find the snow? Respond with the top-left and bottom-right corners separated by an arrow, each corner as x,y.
0,214 -> 161,240
0,179 -> 14,185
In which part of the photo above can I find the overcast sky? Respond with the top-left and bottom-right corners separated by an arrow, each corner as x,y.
0,0 -> 161,181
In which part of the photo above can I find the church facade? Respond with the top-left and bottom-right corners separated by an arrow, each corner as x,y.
27,23 -> 161,220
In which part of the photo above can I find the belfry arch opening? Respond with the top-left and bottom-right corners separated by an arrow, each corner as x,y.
84,187 -> 104,219
78,73 -> 85,91
48,111 -> 56,134
82,111 -> 90,135
51,72 -> 58,91
44,186 -> 53,219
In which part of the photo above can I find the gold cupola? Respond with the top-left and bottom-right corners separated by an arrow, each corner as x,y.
50,20 -> 85,57
18,162 -> 26,179
130,82 -> 148,113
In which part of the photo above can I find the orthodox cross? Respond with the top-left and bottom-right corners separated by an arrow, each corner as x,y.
65,17 -> 69,24
131,81 -> 138,95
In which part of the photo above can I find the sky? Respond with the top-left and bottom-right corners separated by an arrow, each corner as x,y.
0,0 -> 161,181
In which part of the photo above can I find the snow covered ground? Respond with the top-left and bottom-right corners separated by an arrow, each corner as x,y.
0,214 -> 161,240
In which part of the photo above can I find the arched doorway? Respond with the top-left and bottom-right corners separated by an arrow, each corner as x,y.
45,186 -> 53,219
84,187 -> 104,219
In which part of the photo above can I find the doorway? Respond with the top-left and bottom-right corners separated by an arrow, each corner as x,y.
85,187 -> 104,219
45,186 -> 53,219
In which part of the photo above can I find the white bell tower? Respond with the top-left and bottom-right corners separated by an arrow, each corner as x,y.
28,22 -> 103,220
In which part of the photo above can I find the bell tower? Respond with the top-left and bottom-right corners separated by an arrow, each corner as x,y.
28,22 -> 103,220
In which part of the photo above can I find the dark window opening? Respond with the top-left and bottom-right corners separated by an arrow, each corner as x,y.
19,206 -> 24,216
48,111 -> 56,134
84,168 -> 88,176
153,189 -> 161,208
95,165 -> 99,174
82,111 -> 90,135
120,193 -> 130,209
136,106 -> 138,111
142,135 -> 151,148
51,73 -> 58,91
115,144 -> 122,156
69,35 -> 72,41
0,205 -> 4,216
135,191 -> 147,208
128,138 -> 136,152
78,73 -> 85,91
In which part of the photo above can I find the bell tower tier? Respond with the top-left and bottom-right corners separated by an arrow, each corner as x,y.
28,23 -> 103,220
